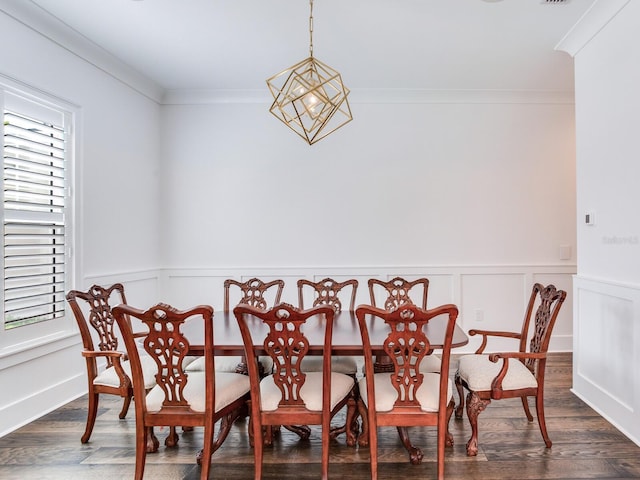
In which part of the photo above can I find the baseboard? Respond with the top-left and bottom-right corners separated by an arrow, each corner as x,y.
0,373 -> 86,437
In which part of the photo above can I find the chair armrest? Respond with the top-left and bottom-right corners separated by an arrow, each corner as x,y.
487,352 -> 547,398
468,329 -> 521,354
81,350 -> 126,359
81,350 -> 131,386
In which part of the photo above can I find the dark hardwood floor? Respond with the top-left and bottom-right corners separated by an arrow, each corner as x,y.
1,353 -> 639,479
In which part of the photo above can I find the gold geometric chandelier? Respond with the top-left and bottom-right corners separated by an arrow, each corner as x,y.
266,0 -> 353,145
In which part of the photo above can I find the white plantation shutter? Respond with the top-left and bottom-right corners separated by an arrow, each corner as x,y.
3,108 -> 67,329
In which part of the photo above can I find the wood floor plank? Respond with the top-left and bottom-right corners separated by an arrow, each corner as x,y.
2,353 -> 640,479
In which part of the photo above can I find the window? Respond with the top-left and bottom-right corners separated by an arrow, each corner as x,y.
2,91 -> 71,331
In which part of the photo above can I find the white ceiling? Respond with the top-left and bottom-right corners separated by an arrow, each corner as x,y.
13,0 -> 596,94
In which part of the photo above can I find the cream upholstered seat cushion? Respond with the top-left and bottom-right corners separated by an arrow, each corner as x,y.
259,371 -> 355,412
361,354 -> 442,376
145,371 -> 250,413
358,372 -> 453,412
185,355 -> 274,374
419,354 -> 442,373
94,355 -> 157,390
456,354 -> 538,392
300,355 -> 359,375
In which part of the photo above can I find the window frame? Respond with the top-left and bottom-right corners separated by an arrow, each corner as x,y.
0,78 -> 78,355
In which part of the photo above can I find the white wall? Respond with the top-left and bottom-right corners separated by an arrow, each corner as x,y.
559,0 -> 640,446
0,2 -> 579,437
0,9 -> 162,436
160,99 -> 576,267
159,95 -> 577,354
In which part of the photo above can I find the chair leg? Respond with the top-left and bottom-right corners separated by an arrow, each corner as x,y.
321,418 -> 330,480
330,395 -> 359,446
445,399 -> 455,448
165,426 -> 179,447
397,426 -> 423,465
81,392 -> 99,443
135,427 -> 150,480
356,398 -> 369,447
438,405 -> 454,480
199,421 -> 215,480
454,373 -> 465,419
146,426 -> 159,453
251,420 -> 264,480
535,392 -> 552,448
118,393 -> 133,419
465,391 -> 491,456
521,396 -> 534,422
368,418 -> 378,480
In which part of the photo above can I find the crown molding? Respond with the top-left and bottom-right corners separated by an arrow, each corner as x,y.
161,88 -> 575,106
0,0 -> 164,103
555,0 -> 632,57
2,0 -> 577,107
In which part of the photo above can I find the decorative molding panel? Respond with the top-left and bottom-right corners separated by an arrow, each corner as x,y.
572,275 -> 640,447
161,264 -> 575,354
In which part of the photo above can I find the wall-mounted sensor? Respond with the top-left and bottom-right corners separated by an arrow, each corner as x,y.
585,212 -> 595,226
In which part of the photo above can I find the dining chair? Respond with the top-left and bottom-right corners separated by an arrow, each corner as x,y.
234,303 -> 356,480
186,277 -> 285,375
368,276 -> 440,373
454,283 -> 567,456
355,303 -> 458,479
224,277 -> 285,311
112,303 -> 250,480
368,276 -> 429,310
66,283 -> 157,444
297,277 -> 359,375
297,277 -> 361,445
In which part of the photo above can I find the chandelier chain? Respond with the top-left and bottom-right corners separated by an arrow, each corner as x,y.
309,0 -> 314,58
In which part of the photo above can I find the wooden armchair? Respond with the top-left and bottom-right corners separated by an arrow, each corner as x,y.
112,303 -> 250,480
454,283 -> 567,456
234,303 -> 356,480
66,283 -> 157,444
355,303 -> 458,479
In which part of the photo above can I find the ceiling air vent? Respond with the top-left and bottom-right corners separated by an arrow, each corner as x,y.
541,0 -> 570,3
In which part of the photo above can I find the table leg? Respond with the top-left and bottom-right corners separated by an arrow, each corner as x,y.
196,405 -> 246,465
282,424 -> 311,439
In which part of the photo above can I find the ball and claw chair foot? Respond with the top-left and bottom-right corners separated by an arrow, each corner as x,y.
145,427 -> 160,453
465,391 -> 490,456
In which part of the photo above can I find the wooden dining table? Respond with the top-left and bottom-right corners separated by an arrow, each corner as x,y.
185,309 -> 468,356
182,307 -> 469,465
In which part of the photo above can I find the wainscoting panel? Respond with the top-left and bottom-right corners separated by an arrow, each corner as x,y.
83,269 -> 162,309
0,270 -> 164,437
573,275 -> 640,447
161,265 -> 575,355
